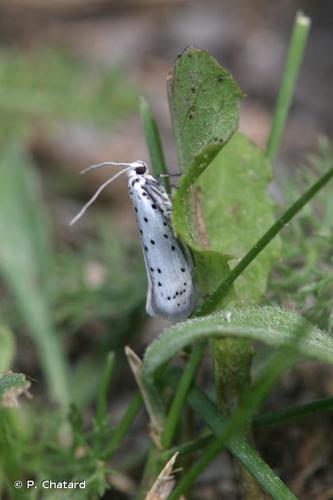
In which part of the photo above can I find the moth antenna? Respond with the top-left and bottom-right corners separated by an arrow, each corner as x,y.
70,167 -> 130,226
80,161 -> 134,175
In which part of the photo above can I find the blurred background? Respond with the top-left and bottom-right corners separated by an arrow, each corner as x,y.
0,0 -> 332,498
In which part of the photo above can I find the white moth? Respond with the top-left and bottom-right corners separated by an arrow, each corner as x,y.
70,160 -> 195,321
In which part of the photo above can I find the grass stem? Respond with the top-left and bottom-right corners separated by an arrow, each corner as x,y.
139,96 -> 170,192
161,343 -> 205,449
103,393 -> 142,459
96,352 -> 115,429
266,11 -> 311,163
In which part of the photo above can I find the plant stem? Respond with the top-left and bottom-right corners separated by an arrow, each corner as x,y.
168,318 -> 309,499
139,96 -> 170,192
266,11 -> 311,163
197,165 -> 333,316
168,382 -> 297,500
160,433 -> 212,461
211,338 -> 261,499
96,351 -> 114,429
162,343 -> 205,449
254,395 -> 333,428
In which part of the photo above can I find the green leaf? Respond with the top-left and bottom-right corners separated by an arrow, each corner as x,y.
0,327 -> 15,372
169,48 -> 243,262
195,133 -> 280,302
168,49 -> 277,304
194,250 -> 236,303
0,372 -> 30,407
197,160 -> 333,316
144,306 -> 333,374
168,47 -> 243,173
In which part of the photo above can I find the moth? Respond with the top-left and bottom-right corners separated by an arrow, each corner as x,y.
70,160 -> 195,321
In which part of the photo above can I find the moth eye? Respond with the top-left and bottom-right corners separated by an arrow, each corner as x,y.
135,165 -> 147,175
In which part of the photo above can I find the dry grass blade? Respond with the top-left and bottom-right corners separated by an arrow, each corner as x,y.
125,346 -> 165,447
145,452 -> 181,500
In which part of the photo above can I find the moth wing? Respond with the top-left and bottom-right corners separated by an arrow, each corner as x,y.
132,180 -> 194,320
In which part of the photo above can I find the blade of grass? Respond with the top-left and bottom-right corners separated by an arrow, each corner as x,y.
161,434 -> 212,461
95,352 -> 115,429
161,343 -> 205,449
266,11 -> 311,163
139,96 -> 170,192
171,390 -> 296,500
0,149 -> 69,406
196,163 -> 333,316
254,395 -> 333,428
163,380 -> 296,500
125,346 -> 165,446
103,393 -> 142,459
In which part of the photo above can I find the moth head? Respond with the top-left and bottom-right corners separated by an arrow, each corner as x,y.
132,160 -> 148,176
